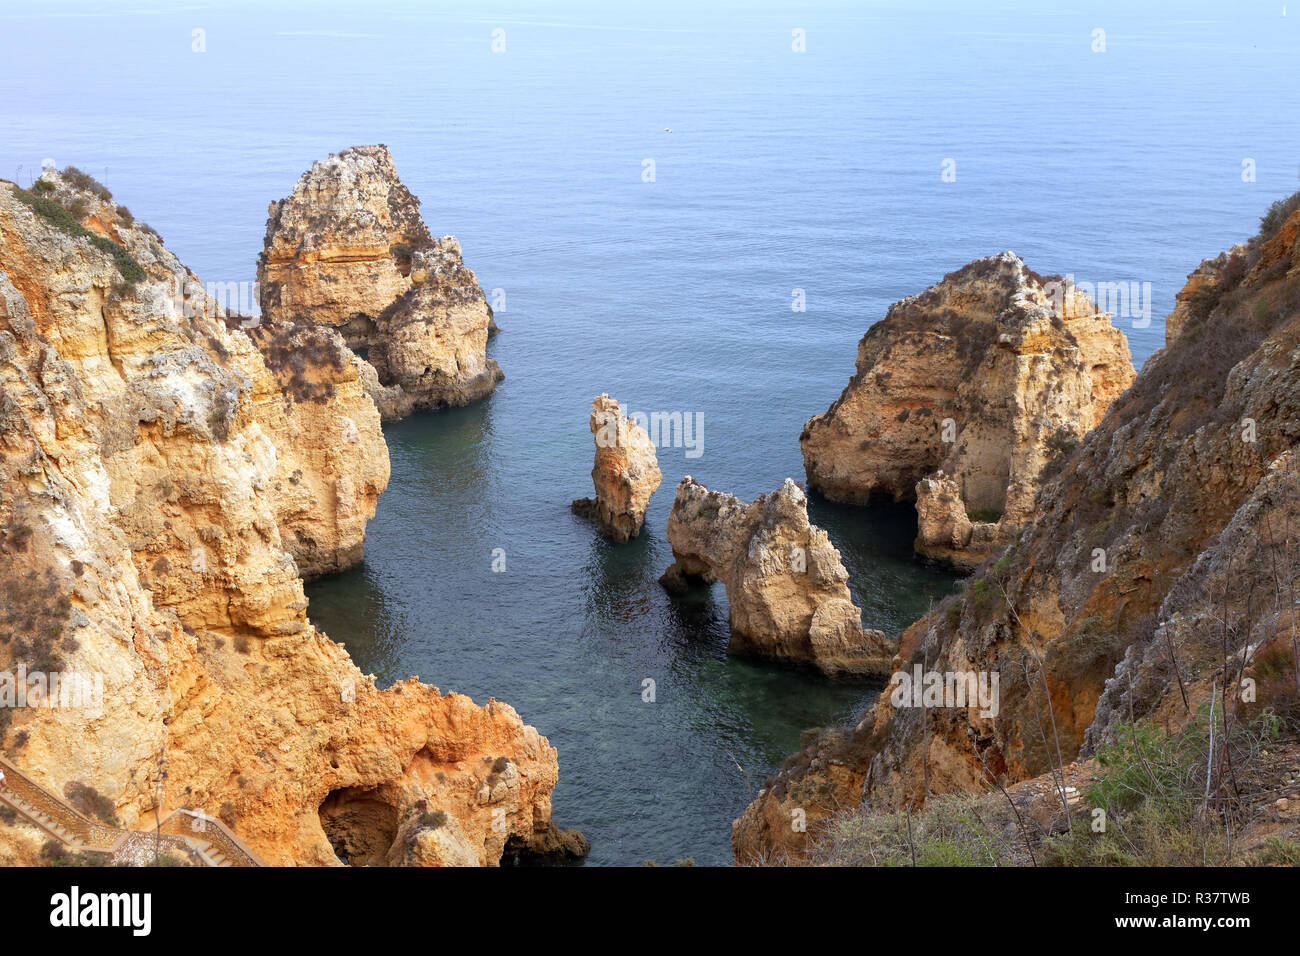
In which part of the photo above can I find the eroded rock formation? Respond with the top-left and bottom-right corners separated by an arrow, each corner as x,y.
800,253 -> 1134,569
257,145 -> 502,419
661,477 -> 893,675
0,168 -> 581,866
570,394 -> 662,542
734,207 -> 1300,863
239,319 -> 390,579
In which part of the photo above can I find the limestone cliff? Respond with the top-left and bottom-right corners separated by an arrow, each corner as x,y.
801,253 -> 1134,569
237,318 -> 390,579
257,145 -> 502,418
661,478 -> 894,676
0,169 -> 580,866
571,394 -> 662,542
734,206 -> 1300,863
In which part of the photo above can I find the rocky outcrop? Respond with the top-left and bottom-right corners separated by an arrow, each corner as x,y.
800,253 -> 1134,568
1165,246 -> 1246,347
0,168 -> 581,866
570,394 -> 662,542
914,471 -> 1000,570
734,205 -> 1300,864
237,318 -> 390,579
661,478 -> 894,675
257,146 -> 502,419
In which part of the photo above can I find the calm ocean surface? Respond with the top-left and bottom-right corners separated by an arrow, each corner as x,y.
3,0 -> 1298,864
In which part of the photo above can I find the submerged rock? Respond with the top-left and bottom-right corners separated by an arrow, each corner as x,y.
801,253 -> 1134,569
257,145 -> 502,419
571,394 -> 663,542
661,477 -> 894,676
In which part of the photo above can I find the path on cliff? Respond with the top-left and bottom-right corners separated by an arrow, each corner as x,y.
0,756 -> 264,867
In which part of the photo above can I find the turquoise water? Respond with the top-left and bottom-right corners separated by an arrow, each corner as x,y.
4,0 -> 1299,864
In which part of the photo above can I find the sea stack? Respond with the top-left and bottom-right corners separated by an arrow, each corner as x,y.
571,394 -> 662,542
800,252 -> 1134,570
661,477 -> 894,676
257,145 -> 503,420
734,206 -> 1300,863
0,167 -> 580,867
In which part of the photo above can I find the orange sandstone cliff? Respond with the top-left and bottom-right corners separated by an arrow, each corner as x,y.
801,253 -> 1134,570
0,168 -> 581,866
736,219 -> 1300,862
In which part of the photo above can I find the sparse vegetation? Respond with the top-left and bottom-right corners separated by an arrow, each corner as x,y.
40,840 -> 108,867
1045,427 -> 1079,458
60,166 -> 113,202
11,186 -> 145,284
1042,712 -> 1284,866
417,809 -> 448,830
63,781 -> 120,827
1259,189 -> 1300,244
805,709 -> 1295,868
244,321 -> 347,405
810,793 -> 1012,866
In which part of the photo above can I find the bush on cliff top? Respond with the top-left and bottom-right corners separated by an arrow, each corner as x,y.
11,186 -> 145,284
1260,189 -> 1300,244
63,781 -> 120,827
60,166 -> 113,202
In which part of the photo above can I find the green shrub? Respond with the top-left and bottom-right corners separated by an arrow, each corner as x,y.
1043,711 -> 1283,866
1256,837 -> 1300,866
40,840 -> 108,867
11,187 -> 144,284
63,781 -> 120,827
967,508 -> 1003,524
809,793 -> 1009,867
60,166 -> 112,202
1259,190 -> 1300,243
417,809 -> 448,830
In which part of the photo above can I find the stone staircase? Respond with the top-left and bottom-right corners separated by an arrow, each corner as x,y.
0,755 -> 264,867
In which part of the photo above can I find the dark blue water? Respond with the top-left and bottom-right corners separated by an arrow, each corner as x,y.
4,0 -> 1298,864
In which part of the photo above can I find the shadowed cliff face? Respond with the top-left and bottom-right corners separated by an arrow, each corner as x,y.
801,253 -> 1135,569
0,170 -> 580,867
735,213 -> 1300,863
257,145 -> 502,419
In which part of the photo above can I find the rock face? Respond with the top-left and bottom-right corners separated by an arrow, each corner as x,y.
0,169 -> 580,866
913,471 -> 998,569
661,478 -> 894,675
257,145 -> 502,419
239,318 -> 390,579
734,207 -> 1300,863
1165,245 -> 1246,347
570,394 -> 662,542
800,253 -> 1134,569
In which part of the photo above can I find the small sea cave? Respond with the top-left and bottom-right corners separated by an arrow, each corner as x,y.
318,786 -> 399,867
